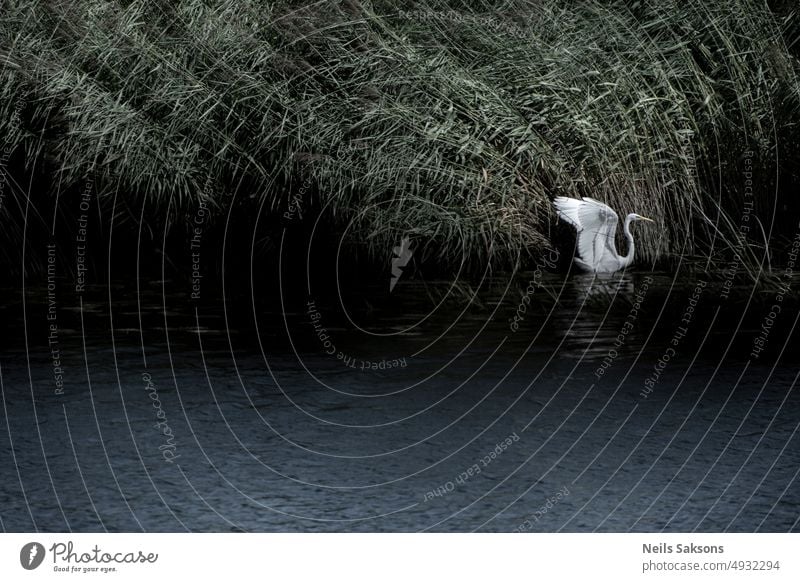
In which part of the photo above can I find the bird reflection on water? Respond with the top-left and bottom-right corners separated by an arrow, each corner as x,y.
548,271 -> 642,361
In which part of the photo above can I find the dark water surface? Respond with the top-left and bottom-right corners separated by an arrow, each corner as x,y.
1,270 -> 798,532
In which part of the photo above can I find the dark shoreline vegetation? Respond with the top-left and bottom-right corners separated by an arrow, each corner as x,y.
1,0 -> 799,294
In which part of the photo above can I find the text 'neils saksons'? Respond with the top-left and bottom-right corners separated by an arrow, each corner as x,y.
643,543 -> 723,554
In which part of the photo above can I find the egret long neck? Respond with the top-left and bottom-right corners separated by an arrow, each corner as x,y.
620,214 -> 635,267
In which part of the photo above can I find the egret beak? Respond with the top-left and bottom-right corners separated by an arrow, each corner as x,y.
638,216 -> 654,223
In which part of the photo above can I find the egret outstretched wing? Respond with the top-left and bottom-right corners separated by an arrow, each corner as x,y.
553,196 -> 620,268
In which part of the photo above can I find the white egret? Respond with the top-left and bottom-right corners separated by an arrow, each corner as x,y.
553,196 -> 653,273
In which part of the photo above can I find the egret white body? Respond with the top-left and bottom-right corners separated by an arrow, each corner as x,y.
553,196 -> 653,273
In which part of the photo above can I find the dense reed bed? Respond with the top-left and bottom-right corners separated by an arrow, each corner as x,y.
0,0 -> 798,279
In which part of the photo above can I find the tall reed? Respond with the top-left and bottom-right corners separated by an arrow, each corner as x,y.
0,0 -> 797,278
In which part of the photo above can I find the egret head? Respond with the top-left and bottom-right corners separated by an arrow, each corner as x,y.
631,214 -> 654,223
